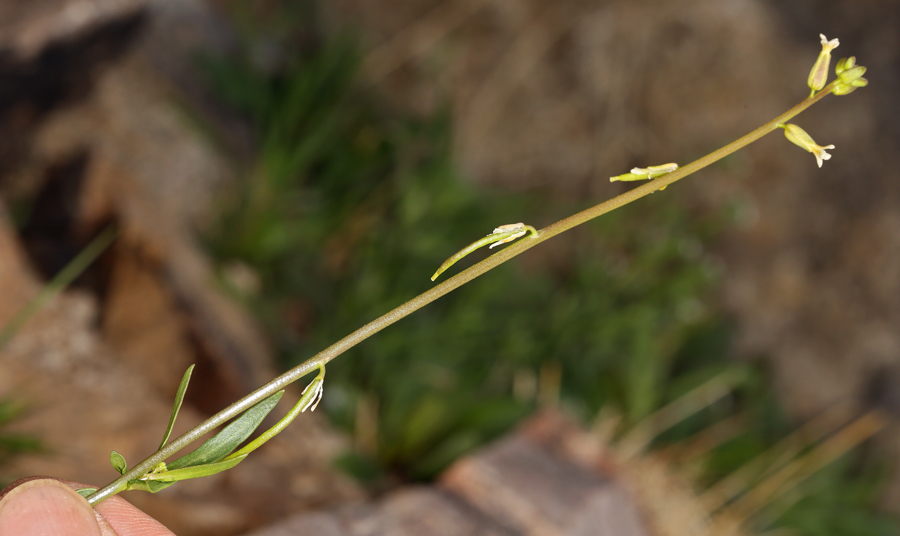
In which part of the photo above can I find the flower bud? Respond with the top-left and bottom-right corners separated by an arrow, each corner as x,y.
832,73 -> 868,96
779,123 -> 835,168
835,56 -> 856,75
808,34 -> 839,93
838,65 -> 866,84
831,83 -> 857,96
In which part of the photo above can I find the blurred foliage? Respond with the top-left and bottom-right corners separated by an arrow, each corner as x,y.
0,400 -> 42,485
767,457 -> 897,536
202,29 -> 725,477
201,4 -> 896,534
657,363 -> 897,535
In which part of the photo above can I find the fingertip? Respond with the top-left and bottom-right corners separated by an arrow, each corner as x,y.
0,478 -> 102,535
89,492 -> 175,536
0,477 -> 175,536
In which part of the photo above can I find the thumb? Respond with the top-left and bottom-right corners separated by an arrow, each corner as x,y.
0,478 -> 110,535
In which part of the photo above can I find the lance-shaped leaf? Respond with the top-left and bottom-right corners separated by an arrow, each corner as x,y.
141,454 -> 247,482
166,391 -> 283,470
160,364 -> 195,450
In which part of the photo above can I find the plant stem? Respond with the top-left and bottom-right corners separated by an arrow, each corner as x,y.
87,85 -> 835,505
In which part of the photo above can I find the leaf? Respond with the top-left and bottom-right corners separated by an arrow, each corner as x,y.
141,454 -> 247,482
76,488 -> 98,499
160,364 -> 195,449
125,480 -> 177,494
109,450 -> 127,474
166,391 -> 283,470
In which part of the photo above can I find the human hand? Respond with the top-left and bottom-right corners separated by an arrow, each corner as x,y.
0,477 -> 174,535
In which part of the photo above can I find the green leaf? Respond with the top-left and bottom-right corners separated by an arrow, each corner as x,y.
160,364 -> 195,449
125,480 -> 177,494
75,487 -> 98,499
166,391 -> 283,470
141,454 -> 247,482
109,450 -> 127,474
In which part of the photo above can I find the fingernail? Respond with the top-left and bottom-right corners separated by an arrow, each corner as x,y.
0,479 -> 101,535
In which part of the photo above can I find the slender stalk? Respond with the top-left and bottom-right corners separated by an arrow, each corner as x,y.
0,225 -> 118,350
87,84 -> 836,505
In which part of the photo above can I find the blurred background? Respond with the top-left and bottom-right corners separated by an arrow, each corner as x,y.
1,0 -> 899,534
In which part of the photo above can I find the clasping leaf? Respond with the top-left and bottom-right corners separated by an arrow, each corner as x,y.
166,391 -> 284,470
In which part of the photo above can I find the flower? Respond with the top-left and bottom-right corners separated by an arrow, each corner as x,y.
780,123 -> 835,168
808,34 -> 840,93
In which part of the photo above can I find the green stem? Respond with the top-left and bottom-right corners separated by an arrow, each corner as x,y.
86,85 -> 835,505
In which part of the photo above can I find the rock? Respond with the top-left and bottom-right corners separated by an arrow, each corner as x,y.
244,410 -> 649,536
243,488 -> 515,536
441,436 -> 647,536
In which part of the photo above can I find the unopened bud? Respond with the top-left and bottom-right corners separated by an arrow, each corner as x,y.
808,34 -> 840,93
835,56 -> 856,75
838,65 -> 866,84
831,72 -> 868,96
831,83 -> 857,96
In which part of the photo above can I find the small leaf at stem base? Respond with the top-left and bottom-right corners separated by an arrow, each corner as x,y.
110,450 -> 127,474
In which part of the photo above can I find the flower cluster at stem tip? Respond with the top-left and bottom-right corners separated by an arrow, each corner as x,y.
782,34 -> 868,168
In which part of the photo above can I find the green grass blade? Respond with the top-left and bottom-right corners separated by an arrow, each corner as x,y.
0,225 -> 118,350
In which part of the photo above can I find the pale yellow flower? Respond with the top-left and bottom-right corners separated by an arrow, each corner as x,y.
808,34 -> 840,93
780,123 -> 835,168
